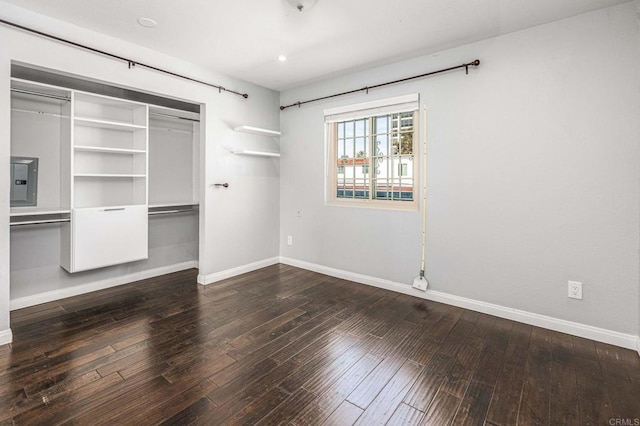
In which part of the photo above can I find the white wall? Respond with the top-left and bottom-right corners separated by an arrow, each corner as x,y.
0,1 -> 280,338
280,2 -> 640,337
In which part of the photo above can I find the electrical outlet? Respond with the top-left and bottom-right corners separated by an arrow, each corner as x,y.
287,235 -> 293,246
568,281 -> 582,300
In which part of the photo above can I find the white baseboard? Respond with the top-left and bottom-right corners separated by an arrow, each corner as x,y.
0,328 -> 12,346
422,288 -> 638,351
280,256 -> 445,299
198,257 -> 280,285
279,257 -> 639,352
10,261 -> 198,311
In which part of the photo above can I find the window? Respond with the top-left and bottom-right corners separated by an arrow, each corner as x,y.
325,94 -> 419,210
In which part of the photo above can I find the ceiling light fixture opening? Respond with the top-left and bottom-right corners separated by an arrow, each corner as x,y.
278,55 -> 287,62
137,17 -> 157,28
285,0 -> 316,12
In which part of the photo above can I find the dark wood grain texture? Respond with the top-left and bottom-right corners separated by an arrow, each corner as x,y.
1,264 -> 638,425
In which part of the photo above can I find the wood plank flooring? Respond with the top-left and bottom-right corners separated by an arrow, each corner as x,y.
2,264 -> 639,425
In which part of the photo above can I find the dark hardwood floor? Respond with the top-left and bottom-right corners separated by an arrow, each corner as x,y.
1,264 -> 639,425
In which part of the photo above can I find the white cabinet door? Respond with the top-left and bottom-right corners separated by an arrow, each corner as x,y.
71,205 -> 148,272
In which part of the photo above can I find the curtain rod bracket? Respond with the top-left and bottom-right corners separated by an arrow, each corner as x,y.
467,59 -> 480,75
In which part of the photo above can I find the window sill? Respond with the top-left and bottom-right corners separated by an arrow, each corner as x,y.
326,198 -> 418,212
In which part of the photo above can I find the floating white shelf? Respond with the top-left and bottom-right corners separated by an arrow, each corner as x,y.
74,117 -> 146,131
231,149 -> 281,158
233,125 -> 281,137
74,145 -> 146,154
74,173 -> 146,178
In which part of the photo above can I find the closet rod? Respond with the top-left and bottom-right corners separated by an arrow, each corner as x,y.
149,112 -> 200,123
148,209 -> 196,216
280,59 -> 481,111
10,218 -> 70,227
11,87 -> 70,101
11,107 -> 68,119
0,18 -> 249,100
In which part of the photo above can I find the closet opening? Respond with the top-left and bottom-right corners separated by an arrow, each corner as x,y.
9,63 -> 203,310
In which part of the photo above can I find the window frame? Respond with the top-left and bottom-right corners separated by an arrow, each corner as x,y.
325,95 -> 420,211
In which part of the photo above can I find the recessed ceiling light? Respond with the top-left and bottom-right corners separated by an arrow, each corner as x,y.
278,55 -> 287,62
285,0 -> 317,12
137,17 -> 157,28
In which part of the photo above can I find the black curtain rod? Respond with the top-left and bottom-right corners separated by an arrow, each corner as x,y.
280,59 -> 480,111
0,18 -> 249,99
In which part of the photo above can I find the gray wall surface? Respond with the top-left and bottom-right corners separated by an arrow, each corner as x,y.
279,2 -> 640,335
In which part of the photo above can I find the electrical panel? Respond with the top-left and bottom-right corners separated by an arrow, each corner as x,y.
10,156 -> 38,207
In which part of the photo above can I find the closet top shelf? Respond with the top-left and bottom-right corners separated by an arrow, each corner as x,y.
11,78 -> 71,100
74,91 -> 148,109
233,125 -> 281,137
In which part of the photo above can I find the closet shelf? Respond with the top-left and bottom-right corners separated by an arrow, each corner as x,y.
74,117 -> 146,131
233,125 -> 281,137
10,209 -> 71,217
11,78 -> 72,100
74,173 -> 146,178
74,145 -> 146,154
231,149 -> 280,158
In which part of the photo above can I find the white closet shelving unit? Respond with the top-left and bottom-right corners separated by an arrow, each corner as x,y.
62,91 -> 149,272
232,125 -> 280,157
9,71 -> 201,308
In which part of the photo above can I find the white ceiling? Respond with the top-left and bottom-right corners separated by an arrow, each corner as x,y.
2,0 -> 631,91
